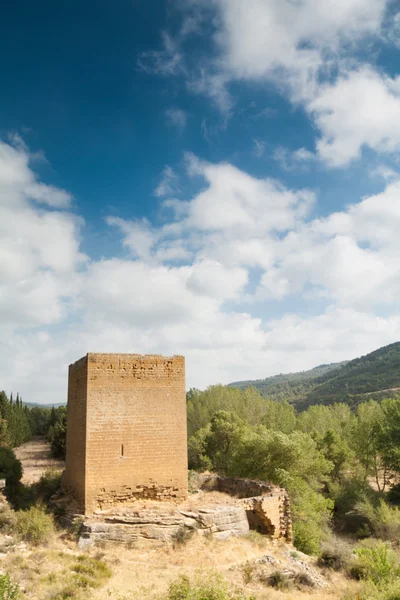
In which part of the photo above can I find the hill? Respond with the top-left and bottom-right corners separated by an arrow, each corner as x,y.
229,342 -> 400,408
228,361 -> 347,403
21,402 -> 66,409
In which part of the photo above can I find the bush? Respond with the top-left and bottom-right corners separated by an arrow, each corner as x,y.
5,482 -> 36,511
318,538 -> 352,571
294,572 -> 315,588
387,484 -> 400,506
172,526 -> 195,547
264,571 -> 292,590
293,520 -> 325,555
349,540 -> 400,586
329,477 -> 377,534
14,504 -> 55,544
0,574 -> 19,600
355,499 -> 400,544
48,407 -> 67,459
0,505 -> 15,534
0,448 -> 22,487
166,572 -> 255,600
71,555 -> 112,589
37,469 -> 62,504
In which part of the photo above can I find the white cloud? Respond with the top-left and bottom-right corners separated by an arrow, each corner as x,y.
309,68 -> 400,166
154,165 -> 180,197
107,217 -> 158,261
163,0 -> 399,167
3,141 -> 400,403
256,179 -> 400,306
0,139 -> 84,335
179,155 -> 315,234
165,107 -> 188,131
213,0 -> 387,82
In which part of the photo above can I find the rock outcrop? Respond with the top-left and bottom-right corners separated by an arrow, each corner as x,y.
79,505 -> 249,546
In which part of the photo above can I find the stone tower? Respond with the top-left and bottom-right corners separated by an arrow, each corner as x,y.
63,353 -> 188,514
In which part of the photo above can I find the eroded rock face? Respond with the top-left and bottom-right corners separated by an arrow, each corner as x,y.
79,505 -> 249,546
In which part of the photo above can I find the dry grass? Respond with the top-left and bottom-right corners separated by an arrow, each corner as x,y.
14,439 -> 65,485
10,439 -> 362,600
3,537 -> 113,599
88,534 -> 362,600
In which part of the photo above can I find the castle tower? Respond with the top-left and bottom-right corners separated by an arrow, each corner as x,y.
63,353 -> 187,514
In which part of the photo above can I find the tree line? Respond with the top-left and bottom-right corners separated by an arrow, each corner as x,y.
0,390 -> 65,456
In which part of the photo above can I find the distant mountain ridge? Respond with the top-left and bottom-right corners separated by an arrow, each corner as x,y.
21,402 -> 66,409
229,342 -> 400,408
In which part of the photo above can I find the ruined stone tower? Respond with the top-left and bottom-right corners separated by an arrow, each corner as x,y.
63,353 -> 188,514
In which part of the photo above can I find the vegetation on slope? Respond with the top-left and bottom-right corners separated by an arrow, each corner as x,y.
229,342 -> 400,408
188,383 -> 400,558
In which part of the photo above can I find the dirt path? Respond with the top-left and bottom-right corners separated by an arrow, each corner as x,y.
14,438 -> 65,484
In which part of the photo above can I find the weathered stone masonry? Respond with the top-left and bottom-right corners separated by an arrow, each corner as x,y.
63,353 -> 188,514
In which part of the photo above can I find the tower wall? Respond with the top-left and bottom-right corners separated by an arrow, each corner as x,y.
64,353 -> 187,514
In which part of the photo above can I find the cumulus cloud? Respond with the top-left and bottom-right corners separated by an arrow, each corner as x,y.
2,139 -> 400,403
0,139 -> 84,333
308,68 -> 400,166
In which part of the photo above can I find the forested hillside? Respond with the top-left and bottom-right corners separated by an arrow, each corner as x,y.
229,342 -> 400,408
229,362 -> 347,402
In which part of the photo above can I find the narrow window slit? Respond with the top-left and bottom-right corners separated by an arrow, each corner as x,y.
121,444 -> 124,457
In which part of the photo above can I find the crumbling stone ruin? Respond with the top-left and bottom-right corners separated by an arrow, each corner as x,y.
198,475 -> 292,543
78,475 -> 292,546
62,352 -> 292,546
63,353 -> 188,514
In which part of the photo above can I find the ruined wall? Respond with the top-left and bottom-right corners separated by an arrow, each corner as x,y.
64,353 -> 188,514
197,475 -> 292,542
63,357 -> 88,508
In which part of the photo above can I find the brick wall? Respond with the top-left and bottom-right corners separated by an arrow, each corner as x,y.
63,356 -> 88,508
64,353 -> 188,514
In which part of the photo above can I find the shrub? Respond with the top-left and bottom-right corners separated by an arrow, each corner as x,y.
318,538 -> 352,571
0,505 -> 15,534
5,482 -> 36,511
349,540 -> 400,586
387,484 -> 400,506
264,570 -> 292,590
14,504 -> 55,544
0,574 -> 19,600
72,554 -> 112,584
240,561 -> 255,585
329,477 -> 377,534
166,572 -> 255,600
294,572 -> 315,588
48,407 -> 67,459
172,526 -> 195,547
355,499 -> 400,544
37,469 -> 62,504
293,520 -> 324,555
0,448 -> 22,486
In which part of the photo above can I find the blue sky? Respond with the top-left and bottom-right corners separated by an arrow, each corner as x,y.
2,0 -> 400,403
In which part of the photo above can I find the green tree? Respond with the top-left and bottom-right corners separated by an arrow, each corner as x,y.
261,400 -> 296,434
48,407 -> 67,459
352,401 -> 387,489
